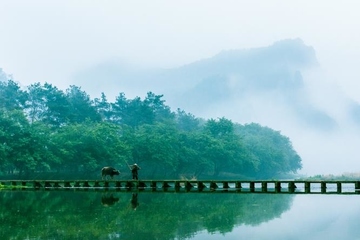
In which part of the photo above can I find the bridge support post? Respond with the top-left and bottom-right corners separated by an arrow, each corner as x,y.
162,182 -> 171,188
235,181 -> 242,189
21,182 -> 27,188
125,181 -> 134,189
185,181 -> 193,191
174,181 -> 181,192
305,182 -> 311,193
250,182 -> 255,192
210,182 -> 218,190
355,181 -> 360,190
150,181 -> 157,190
33,181 -> 42,189
223,182 -> 230,189
288,182 -> 296,193
337,182 -> 342,193
44,182 -> 52,188
138,181 -> 146,189
321,182 -> 326,193
197,181 -> 206,191
261,182 -> 267,192
275,182 -> 281,192
114,181 -> 121,188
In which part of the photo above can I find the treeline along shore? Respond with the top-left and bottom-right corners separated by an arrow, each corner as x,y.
0,79 -> 302,179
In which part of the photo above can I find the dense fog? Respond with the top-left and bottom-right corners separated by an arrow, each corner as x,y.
72,40 -> 360,176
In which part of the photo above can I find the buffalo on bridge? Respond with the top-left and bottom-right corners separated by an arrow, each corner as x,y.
101,167 -> 120,180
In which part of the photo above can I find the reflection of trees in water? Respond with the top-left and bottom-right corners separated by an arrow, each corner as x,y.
0,191 -> 293,239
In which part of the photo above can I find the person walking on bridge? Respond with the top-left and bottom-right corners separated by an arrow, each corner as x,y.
130,163 -> 141,180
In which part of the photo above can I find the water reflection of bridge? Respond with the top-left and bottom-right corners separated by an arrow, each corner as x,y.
2,180 -> 360,194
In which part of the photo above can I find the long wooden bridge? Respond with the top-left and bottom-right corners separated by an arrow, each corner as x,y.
2,179 -> 360,194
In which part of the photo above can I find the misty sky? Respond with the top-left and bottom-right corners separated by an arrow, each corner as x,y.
1,1 -> 360,102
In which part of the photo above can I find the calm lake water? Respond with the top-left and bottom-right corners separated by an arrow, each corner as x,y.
1,189 -> 360,240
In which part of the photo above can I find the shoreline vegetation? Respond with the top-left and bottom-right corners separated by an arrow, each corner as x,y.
1,79 -> 302,180
297,172 -> 360,181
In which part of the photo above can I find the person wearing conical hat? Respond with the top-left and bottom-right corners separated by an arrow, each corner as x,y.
131,163 -> 141,180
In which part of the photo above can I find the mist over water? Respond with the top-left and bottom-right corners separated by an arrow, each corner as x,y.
288,70 -> 360,175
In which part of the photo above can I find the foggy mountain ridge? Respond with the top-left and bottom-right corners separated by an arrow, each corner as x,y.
74,38 -> 316,93
73,38 -> 352,131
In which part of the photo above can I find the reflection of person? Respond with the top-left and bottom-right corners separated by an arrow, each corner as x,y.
131,163 -> 141,180
130,193 -> 139,210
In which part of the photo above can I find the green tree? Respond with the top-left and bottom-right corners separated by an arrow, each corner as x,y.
204,117 -> 234,137
94,92 -> 112,121
177,132 -> 215,177
111,92 -> 174,128
50,121 -> 130,173
39,83 -> 71,127
236,123 -> 302,177
0,110 -> 40,175
29,121 -> 60,172
203,118 -> 246,177
26,82 -> 47,123
0,79 -> 28,111
143,92 -> 174,123
65,85 -> 101,123
124,123 -> 180,178
111,93 -> 153,127
175,108 -> 200,132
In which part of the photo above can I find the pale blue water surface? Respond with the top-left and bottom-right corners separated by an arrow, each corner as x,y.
1,190 -> 359,240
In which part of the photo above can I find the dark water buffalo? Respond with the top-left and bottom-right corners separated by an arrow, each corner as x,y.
101,166 -> 120,180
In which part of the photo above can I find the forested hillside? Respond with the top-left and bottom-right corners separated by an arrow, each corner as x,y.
0,79 -> 302,179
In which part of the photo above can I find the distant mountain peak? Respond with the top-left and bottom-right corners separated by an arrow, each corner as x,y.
209,38 -> 317,68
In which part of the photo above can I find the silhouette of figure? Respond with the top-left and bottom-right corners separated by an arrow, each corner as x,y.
130,163 -> 141,180
130,193 -> 139,210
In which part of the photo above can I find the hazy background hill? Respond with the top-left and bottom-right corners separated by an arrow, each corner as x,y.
71,39 -> 360,175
